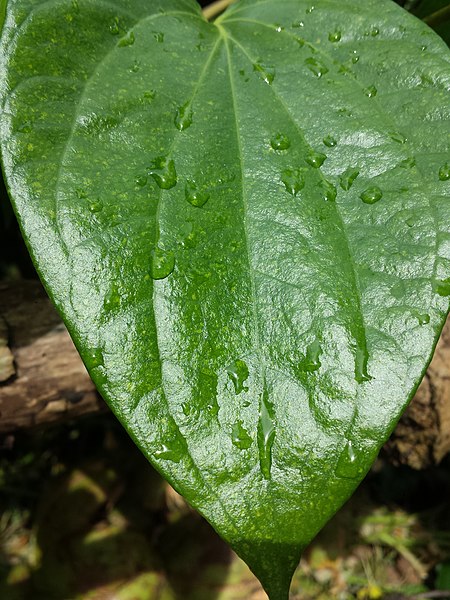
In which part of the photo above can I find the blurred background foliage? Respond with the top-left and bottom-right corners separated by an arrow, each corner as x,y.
1,1 -> 450,598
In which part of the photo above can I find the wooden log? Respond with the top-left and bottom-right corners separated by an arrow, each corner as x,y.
0,279 -> 449,469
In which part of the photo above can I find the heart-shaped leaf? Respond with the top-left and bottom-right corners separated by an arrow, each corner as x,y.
1,0 -> 450,597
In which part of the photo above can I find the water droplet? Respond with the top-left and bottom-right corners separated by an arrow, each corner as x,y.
328,30 -> 341,42
226,359 -> 249,394
88,347 -> 104,368
399,157 -> 415,169
364,85 -> 377,98
295,36 -> 305,47
143,90 -> 156,102
318,179 -> 337,201
439,163 -> 450,181
389,131 -> 407,144
299,338 -> 322,372
292,20 -> 304,28
306,151 -> 327,168
281,168 -> 305,196
118,30 -> 135,47
130,60 -> 141,73
270,133 -> 291,151
232,421 -> 253,450
370,27 -> 380,36
339,167 -> 359,191
175,101 -> 193,131
305,57 -> 329,78
185,179 -> 209,207
355,344 -> 372,383
352,53 -> 359,63
153,31 -> 164,42
154,443 -> 182,462
76,188 -> 87,199
335,440 -> 360,479
104,285 -> 120,311
109,16 -> 120,35
415,312 -> 430,325
148,156 -> 177,189
135,175 -> 148,188
323,135 -> 337,147
151,247 -> 175,280
89,199 -> 103,213
306,5 -> 315,13
360,187 -> 382,204
432,278 -> 450,297
253,61 -> 275,85
274,23 -> 284,33
258,386 -> 275,479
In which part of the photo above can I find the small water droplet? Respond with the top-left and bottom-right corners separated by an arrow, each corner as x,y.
355,344 -> 372,383
352,53 -> 360,63
185,179 -> 209,207
135,175 -> 148,188
88,347 -> 104,368
389,131 -> 407,144
306,5 -> 315,13
109,16 -> 120,35
439,163 -> 450,181
318,179 -> 337,201
258,386 -> 275,479
148,156 -> 177,189
253,61 -> 275,85
151,247 -> 175,280
270,133 -> 291,151
175,101 -> 193,131
364,85 -> 377,98
226,359 -> 249,394
295,36 -> 305,47
89,199 -> 103,213
323,135 -> 337,147
154,443 -> 182,462
274,23 -> 284,33
304,57 -> 329,78
118,30 -> 135,47
306,151 -> 327,168
299,338 -> 322,372
232,421 -> 253,450
281,168 -> 305,196
335,440 -> 360,479
339,167 -> 359,191
153,31 -> 164,42
328,30 -> 341,42
360,187 -> 382,204
292,20 -> 304,28
432,278 -> 450,297
370,27 -> 380,36
104,285 -> 120,311
130,59 -> 141,73
415,312 -> 430,325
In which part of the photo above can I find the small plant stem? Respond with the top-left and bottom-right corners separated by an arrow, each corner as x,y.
424,4 -> 450,28
203,0 -> 236,20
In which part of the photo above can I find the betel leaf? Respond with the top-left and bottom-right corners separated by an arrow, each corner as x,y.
1,0 -> 450,596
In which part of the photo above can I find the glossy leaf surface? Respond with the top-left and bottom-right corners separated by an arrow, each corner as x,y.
1,0 -> 450,597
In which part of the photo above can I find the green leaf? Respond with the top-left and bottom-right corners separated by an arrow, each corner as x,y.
1,0 -> 450,597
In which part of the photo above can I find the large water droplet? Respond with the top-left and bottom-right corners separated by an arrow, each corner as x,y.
323,135 -> 337,147
118,30 -> 135,47
306,151 -> 327,168
414,312 -> 430,325
339,167 -> 359,191
355,344 -> 372,383
439,163 -> 450,181
299,338 -> 322,372
175,102 -> 193,131
432,278 -> 450,297
335,439 -> 360,479
185,179 -> 209,207
281,168 -> 305,196
154,443 -> 182,463
253,61 -> 275,85
318,179 -> 337,202
232,421 -> 253,450
328,30 -> 341,42
364,85 -> 377,98
270,133 -> 291,151
258,386 -> 275,480
360,187 -> 382,204
227,359 -> 249,394
305,57 -> 329,77
152,247 -> 175,280
148,156 -> 177,189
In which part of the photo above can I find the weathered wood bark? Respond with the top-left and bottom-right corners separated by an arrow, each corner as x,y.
1,279 -> 449,469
